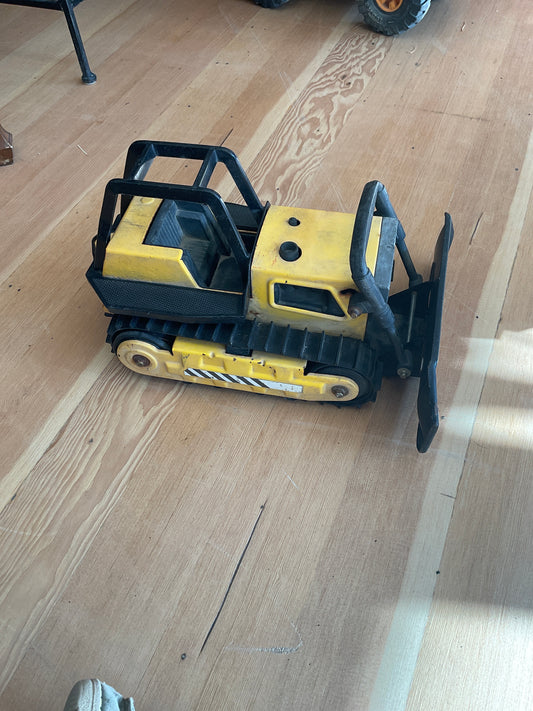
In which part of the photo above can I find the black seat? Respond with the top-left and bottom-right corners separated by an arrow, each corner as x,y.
144,199 -> 223,287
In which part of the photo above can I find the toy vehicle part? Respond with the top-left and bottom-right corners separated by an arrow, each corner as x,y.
87,140 -> 453,451
254,0 -> 432,35
254,0 -> 290,6
357,0 -> 432,35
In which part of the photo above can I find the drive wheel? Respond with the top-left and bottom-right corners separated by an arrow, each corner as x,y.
357,0 -> 431,35
308,365 -> 376,406
112,330 -> 173,377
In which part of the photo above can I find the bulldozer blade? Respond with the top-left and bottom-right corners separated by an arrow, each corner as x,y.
416,212 -> 454,453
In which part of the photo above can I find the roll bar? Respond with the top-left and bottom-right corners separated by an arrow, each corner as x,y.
349,181 -> 421,373
121,140 -> 264,219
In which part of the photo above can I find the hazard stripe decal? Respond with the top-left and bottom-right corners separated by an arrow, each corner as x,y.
184,368 -> 303,393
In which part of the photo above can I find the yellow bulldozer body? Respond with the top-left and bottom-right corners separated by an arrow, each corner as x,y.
101,197 -> 382,342
86,140 -> 453,451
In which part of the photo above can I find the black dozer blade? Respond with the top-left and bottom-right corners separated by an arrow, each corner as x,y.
416,213 -> 454,453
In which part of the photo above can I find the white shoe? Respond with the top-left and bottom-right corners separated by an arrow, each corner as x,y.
63,679 -> 135,711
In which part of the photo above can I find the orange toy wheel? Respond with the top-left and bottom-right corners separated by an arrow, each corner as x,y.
358,0 -> 431,35
375,0 -> 404,11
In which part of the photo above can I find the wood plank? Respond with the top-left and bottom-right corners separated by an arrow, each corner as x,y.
370,129 -> 533,711
0,5 -> 57,52
407,135 -> 533,711
0,0 -> 352,501
0,1 -> 137,102
1,0 -> 532,708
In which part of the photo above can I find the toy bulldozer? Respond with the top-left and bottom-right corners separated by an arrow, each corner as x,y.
87,140 -> 452,452
255,0 -> 432,36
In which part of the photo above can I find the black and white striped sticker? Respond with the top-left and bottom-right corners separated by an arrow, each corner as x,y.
184,368 -> 303,393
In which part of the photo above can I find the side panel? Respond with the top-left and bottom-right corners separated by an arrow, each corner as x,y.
102,196 -> 199,287
249,205 -> 382,338
116,336 -> 360,402
86,267 -> 247,321
88,194 -> 248,321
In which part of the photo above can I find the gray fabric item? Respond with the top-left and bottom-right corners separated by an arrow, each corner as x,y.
63,679 -> 135,711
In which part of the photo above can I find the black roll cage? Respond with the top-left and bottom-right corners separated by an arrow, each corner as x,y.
91,140 -> 267,282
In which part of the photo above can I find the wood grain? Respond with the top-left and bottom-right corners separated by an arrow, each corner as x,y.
1,0 -> 532,709
406,132 -> 533,711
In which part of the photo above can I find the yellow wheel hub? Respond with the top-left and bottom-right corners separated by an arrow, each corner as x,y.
116,339 -> 171,378
375,0 -> 403,11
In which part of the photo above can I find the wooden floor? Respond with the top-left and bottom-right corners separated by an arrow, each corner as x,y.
1,1 -> 532,709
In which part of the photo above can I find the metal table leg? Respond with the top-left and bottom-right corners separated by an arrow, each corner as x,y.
60,0 -> 96,83
0,0 -> 96,83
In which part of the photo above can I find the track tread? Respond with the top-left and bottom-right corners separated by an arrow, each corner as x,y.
108,315 -> 377,376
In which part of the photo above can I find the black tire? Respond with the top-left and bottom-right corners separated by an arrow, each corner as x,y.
308,365 -> 376,406
255,0 -> 291,7
357,0 -> 431,35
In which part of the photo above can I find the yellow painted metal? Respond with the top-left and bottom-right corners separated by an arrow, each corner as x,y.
101,197 -> 382,345
116,336 -> 360,402
248,205 -> 382,338
102,195 -> 199,287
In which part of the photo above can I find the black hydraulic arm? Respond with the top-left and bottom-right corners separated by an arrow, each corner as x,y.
349,180 -> 418,374
349,181 -> 453,452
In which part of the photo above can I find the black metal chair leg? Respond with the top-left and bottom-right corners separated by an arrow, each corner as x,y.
60,0 -> 96,83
